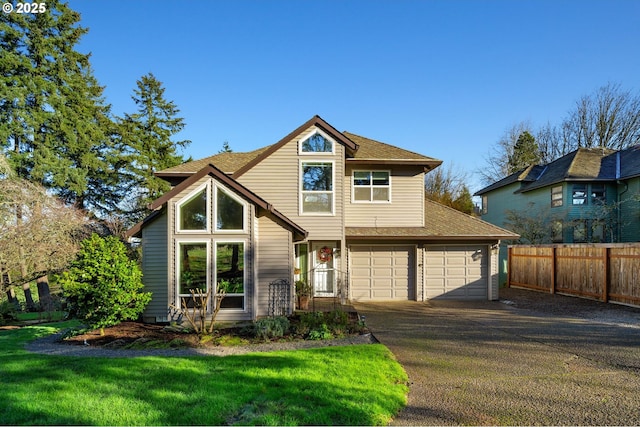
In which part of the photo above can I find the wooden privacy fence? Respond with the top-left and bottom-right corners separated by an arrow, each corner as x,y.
508,244 -> 640,307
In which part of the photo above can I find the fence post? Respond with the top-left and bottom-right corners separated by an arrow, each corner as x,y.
551,246 -> 556,295
507,246 -> 512,288
603,247 -> 609,303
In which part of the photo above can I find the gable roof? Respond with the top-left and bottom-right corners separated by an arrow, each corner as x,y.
475,147 -> 618,196
156,116 -> 442,179
156,115 -> 357,179
126,163 -> 307,241
346,199 -> 518,241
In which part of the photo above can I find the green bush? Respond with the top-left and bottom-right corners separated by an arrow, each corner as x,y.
0,300 -> 18,325
253,316 -> 290,340
59,234 -> 151,333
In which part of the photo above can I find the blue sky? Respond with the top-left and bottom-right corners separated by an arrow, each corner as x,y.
70,0 -> 640,192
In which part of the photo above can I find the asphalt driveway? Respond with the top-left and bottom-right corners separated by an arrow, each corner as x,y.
354,289 -> 640,426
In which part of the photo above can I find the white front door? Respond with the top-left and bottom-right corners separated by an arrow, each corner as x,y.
312,242 -> 336,297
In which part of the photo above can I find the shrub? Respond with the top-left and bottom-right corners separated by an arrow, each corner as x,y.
0,300 -> 18,325
253,316 -> 290,341
59,234 -> 151,334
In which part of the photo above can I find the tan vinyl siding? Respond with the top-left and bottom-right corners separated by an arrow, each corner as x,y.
256,214 -> 293,317
141,211 -> 169,322
238,125 -> 344,241
345,165 -> 424,227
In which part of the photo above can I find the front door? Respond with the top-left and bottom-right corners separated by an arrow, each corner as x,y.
312,242 -> 336,297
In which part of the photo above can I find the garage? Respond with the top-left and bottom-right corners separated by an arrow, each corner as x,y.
349,245 -> 415,301
425,245 -> 488,300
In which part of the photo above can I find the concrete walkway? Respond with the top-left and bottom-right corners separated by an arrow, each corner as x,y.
354,294 -> 640,426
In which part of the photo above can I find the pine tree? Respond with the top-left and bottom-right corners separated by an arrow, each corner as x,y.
118,73 -> 190,222
507,131 -> 540,174
0,1 -> 116,212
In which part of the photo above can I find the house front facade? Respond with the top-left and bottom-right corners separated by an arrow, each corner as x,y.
129,116 -> 517,323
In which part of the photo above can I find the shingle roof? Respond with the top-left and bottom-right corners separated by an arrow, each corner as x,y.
475,147 -> 618,195
346,199 -> 518,240
156,118 -> 442,178
343,132 -> 441,167
157,145 -> 272,175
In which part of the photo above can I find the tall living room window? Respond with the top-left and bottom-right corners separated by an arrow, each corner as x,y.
177,242 -> 209,307
216,242 -> 245,310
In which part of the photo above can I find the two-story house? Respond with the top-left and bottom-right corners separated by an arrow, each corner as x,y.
476,145 -> 640,244
128,116 -> 517,323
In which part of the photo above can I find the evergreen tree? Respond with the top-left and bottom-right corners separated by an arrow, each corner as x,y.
118,73 -> 190,222
452,185 -> 475,215
219,141 -> 233,153
507,131 -> 540,174
0,2 -> 116,212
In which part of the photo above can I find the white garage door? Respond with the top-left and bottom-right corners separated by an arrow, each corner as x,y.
349,245 -> 414,301
425,245 -> 487,300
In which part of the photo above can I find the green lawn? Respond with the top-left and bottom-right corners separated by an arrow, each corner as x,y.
0,322 -> 408,426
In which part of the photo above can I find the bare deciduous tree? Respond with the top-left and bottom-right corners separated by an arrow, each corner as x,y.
0,162 -> 87,309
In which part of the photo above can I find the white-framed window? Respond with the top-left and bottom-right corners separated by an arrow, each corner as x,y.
215,186 -> 247,232
215,241 -> 246,311
481,195 -> 488,215
551,185 -> 563,207
352,170 -> 391,203
300,161 -> 334,214
176,240 -> 210,308
176,183 -> 209,232
300,131 -> 334,154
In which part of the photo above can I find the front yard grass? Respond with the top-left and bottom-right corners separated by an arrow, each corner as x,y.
0,322 -> 408,426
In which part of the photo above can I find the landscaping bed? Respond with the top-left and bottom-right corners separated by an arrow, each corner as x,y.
62,310 -> 369,350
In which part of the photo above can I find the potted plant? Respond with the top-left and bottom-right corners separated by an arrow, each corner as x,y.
295,279 -> 311,310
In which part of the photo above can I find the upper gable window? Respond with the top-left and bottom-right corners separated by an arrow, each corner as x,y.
353,171 -> 391,202
178,185 -> 208,231
216,187 -> 245,231
301,132 -> 333,154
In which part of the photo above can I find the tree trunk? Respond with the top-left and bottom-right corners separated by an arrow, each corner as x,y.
22,283 -> 37,311
36,276 -> 53,312
6,286 -> 20,310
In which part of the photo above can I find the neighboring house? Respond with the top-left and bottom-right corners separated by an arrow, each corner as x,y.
476,145 -> 640,244
127,115 -> 517,323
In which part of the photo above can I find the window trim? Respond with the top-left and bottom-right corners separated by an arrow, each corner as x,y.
215,239 -> 248,312
299,160 -> 335,216
175,239 -> 211,307
352,170 -> 392,203
481,195 -> 488,215
214,184 -> 248,233
572,221 -> 587,243
551,185 -> 563,207
299,129 -> 335,155
175,182 -> 210,234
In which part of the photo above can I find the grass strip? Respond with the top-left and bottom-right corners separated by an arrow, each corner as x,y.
0,322 -> 407,425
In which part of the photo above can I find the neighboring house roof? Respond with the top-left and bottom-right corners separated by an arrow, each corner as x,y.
346,199 -> 519,241
126,163 -> 307,241
619,145 -> 640,179
156,116 -> 442,179
475,147 -> 618,195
